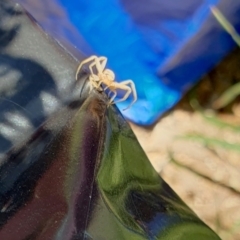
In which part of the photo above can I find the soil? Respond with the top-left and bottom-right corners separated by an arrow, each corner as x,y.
130,47 -> 240,240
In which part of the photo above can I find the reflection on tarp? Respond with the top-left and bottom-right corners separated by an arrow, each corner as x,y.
0,84 -> 221,239
0,1 -> 221,239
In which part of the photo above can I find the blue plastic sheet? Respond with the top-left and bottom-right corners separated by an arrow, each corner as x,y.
16,0 -> 240,125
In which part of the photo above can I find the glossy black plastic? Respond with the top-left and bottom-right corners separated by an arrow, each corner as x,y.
0,1 -> 221,239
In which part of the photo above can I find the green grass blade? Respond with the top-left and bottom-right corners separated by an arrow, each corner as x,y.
202,114 -> 240,132
190,99 -> 240,132
211,6 -> 240,46
180,134 -> 240,152
213,82 -> 240,109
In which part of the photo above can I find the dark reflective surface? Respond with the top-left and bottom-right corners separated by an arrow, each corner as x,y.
0,1 -> 221,239
0,0 -> 83,156
0,86 -> 221,239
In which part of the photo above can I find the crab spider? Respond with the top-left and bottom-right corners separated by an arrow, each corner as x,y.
75,55 -> 137,110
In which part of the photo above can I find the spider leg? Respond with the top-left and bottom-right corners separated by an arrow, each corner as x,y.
104,85 -> 110,91
109,90 -> 117,105
75,55 -> 98,80
113,85 -> 131,103
98,56 -> 108,70
89,61 -> 98,76
88,81 -> 94,92
115,80 -> 137,110
89,74 -> 100,92
92,56 -> 108,75
107,91 -> 112,98
96,80 -> 104,89
88,57 -> 107,89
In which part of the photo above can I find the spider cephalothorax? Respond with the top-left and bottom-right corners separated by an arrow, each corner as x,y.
75,55 -> 137,110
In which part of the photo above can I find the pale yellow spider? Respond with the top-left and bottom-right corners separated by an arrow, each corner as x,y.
75,55 -> 137,110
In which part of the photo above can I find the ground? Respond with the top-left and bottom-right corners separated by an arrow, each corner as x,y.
130,47 -> 240,240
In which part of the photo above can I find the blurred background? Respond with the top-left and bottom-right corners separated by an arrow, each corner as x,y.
12,0 -> 240,239
15,0 -> 240,125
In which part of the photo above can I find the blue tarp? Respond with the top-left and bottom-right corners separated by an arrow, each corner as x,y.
16,0 -> 240,125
